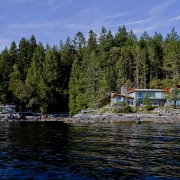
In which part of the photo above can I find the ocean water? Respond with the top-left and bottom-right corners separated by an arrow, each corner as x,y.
0,121 -> 179,179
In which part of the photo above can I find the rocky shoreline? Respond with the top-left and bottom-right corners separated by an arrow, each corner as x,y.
1,112 -> 180,124
64,112 -> 180,124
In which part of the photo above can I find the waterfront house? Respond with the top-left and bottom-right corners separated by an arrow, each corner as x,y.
0,104 -> 21,113
111,87 -> 166,107
111,93 -> 134,107
127,89 -> 166,107
165,88 -> 180,107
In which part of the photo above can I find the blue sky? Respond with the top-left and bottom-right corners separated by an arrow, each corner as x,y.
0,0 -> 179,51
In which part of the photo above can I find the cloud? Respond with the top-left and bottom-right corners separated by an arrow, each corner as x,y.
133,25 -> 158,34
11,0 -> 36,3
132,0 -> 178,36
104,12 -> 133,19
9,20 -> 64,29
148,0 -> 177,19
172,15 -> 180,20
1,0 -> 179,51
45,0 -> 73,13
125,19 -> 152,26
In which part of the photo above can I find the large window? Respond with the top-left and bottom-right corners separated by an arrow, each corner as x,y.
137,100 -> 142,106
148,92 -> 154,98
117,96 -> 121,102
137,92 -> 143,98
155,92 -> 163,98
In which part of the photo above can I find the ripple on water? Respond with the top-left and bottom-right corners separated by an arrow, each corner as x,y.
0,121 -> 179,179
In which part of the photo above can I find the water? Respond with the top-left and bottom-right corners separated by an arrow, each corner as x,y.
0,121 -> 179,179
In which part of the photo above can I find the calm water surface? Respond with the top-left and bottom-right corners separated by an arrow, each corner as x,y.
0,121 -> 179,179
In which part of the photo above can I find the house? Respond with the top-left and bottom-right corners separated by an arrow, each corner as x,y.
127,89 -> 166,107
111,93 -> 134,107
111,85 -> 166,107
165,88 -> 180,107
0,104 -> 21,113
111,82 -> 180,108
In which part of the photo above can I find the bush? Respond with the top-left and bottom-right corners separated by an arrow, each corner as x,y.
142,93 -> 155,111
113,102 -> 133,113
144,105 -> 155,111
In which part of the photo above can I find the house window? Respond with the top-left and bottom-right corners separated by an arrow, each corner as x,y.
149,92 -> 154,98
137,92 -> 143,98
155,92 -> 162,98
137,100 -> 142,106
116,96 -> 121,103
128,100 -> 133,106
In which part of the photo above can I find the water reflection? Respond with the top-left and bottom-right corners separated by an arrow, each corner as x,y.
0,122 -> 179,179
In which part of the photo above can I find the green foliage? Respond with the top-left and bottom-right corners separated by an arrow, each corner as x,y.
0,27 -> 179,114
113,102 -> 133,113
142,93 -> 154,111
142,93 -> 151,106
25,43 -> 45,110
163,28 -> 180,81
166,86 -> 180,108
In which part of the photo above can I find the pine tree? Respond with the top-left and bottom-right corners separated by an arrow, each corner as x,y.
17,37 -> 31,81
9,64 -> 28,105
73,32 -> 86,51
88,30 -> 97,52
9,41 -> 17,65
149,32 -> 164,88
29,34 -> 37,57
114,25 -> 128,47
0,48 -> 12,103
25,43 -> 45,110
37,45 -> 61,112
69,56 -> 84,115
163,28 -> 180,82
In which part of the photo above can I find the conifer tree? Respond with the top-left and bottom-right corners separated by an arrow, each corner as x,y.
69,56 -> 85,115
17,37 -> 31,81
163,28 -> 180,82
149,32 -> 164,88
0,48 -> 12,102
25,43 -> 45,110
88,30 -> 97,52
9,41 -> 17,65
29,35 -> 37,57
73,32 -> 86,51
9,64 -> 28,105
114,25 -> 128,47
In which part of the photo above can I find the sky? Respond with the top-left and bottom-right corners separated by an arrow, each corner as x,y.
0,0 -> 179,51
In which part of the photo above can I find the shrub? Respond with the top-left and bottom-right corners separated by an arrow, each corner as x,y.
113,102 -> 133,113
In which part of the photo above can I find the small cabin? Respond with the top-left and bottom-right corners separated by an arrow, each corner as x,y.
111,93 -> 134,107
0,104 -> 21,113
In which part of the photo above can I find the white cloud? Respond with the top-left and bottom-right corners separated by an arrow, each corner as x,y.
133,0 -> 178,36
9,20 -> 64,29
104,12 -> 132,19
172,15 -> 180,20
133,25 -> 158,34
11,0 -> 36,3
1,0 -> 179,51
125,19 -> 152,26
148,0 -> 177,17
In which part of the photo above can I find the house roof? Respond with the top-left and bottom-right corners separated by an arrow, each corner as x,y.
127,89 -> 165,94
111,93 -> 134,99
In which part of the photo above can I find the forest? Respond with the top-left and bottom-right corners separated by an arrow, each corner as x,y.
0,26 -> 179,115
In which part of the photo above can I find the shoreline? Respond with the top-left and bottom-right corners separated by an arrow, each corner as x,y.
0,112 -> 180,124
64,112 -> 180,124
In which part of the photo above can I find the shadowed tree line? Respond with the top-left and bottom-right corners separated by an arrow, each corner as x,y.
0,26 -> 179,114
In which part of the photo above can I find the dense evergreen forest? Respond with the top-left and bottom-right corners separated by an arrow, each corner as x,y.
0,26 -> 179,115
